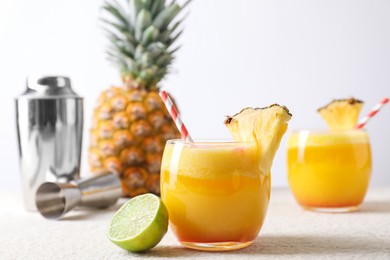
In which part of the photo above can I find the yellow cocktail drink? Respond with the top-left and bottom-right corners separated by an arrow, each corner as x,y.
287,130 -> 372,212
161,140 -> 270,251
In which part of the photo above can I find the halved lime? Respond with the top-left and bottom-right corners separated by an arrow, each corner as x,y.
108,193 -> 169,252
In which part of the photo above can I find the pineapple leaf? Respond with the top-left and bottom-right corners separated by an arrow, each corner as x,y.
140,52 -> 153,68
141,0 -> 153,9
147,42 -> 166,51
102,19 -> 127,34
106,51 -> 121,64
151,0 -> 165,18
156,68 -> 168,80
168,19 -> 182,34
141,25 -> 159,45
156,53 -> 173,67
123,31 -> 136,45
139,67 -> 156,81
103,1 -> 129,29
158,18 -> 183,43
106,50 -> 129,70
181,0 -> 192,11
105,30 -> 121,42
107,47 -> 126,61
120,42 -> 136,57
147,42 -> 166,58
125,57 -> 137,72
135,9 -> 152,41
135,45 -> 145,60
168,0 -> 191,16
153,4 -> 180,29
158,30 -> 170,43
102,0 -> 191,88
169,46 -> 181,55
129,0 -> 143,24
167,30 -> 183,47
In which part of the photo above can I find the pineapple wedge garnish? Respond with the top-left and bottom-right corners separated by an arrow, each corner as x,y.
224,104 -> 292,175
318,98 -> 363,130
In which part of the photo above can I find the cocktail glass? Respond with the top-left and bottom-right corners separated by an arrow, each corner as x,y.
287,129 -> 372,212
161,139 -> 270,251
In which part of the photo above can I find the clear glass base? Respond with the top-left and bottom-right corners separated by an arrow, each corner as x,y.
180,241 -> 253,251
303,205 -> 360,213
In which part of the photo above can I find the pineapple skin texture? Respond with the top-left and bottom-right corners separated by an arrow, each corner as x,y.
89,86 -> 180,197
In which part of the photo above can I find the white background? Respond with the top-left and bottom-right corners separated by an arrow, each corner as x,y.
1,0 -> 389,192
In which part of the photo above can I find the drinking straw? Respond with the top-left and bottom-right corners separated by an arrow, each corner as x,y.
356,97 -> 389,129
159,90 -> 194,142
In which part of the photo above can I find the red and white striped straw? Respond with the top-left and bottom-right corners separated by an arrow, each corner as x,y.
159,90 -> 194,142
356,97 -> 389,129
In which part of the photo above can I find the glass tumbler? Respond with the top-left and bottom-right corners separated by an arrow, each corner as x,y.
160,139 -> 271,251
287,129 -> 372,212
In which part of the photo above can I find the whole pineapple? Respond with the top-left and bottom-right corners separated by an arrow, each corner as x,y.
89,0 -> 189,197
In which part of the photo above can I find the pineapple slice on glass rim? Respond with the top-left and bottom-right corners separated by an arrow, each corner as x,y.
224,104 -> 292,175
318,98 -> 364,130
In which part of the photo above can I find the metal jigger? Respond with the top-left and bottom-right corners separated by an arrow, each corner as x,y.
35,172 -> 122,219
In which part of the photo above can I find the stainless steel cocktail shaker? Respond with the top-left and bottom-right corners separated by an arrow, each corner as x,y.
15,76 -> 83,211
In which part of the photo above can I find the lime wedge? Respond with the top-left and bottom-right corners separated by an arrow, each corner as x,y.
108,193 -> 169,252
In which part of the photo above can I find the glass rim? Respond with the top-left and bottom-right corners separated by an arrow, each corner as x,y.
166,138 -> 257,145
289,128 -> 368,134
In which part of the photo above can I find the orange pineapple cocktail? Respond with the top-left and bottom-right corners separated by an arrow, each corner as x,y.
161,105 -> 291,251
287,129 -> 372,212
161,140 -> 270,250
287,98 -> 372,212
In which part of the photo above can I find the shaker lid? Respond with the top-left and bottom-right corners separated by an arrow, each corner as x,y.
18,75 -> 82,99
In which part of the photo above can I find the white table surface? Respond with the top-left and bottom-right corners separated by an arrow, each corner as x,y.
1,188 -> 390,259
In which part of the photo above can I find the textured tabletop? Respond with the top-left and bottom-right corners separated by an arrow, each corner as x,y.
1,188 -> 390,260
